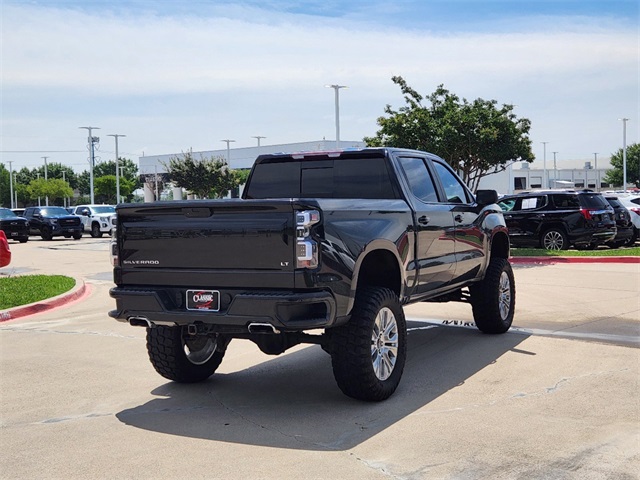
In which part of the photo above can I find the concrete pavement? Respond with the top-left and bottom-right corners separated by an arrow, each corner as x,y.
0,237 -> 638,479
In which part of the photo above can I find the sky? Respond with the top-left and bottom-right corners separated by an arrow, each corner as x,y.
1,0 -> 638,174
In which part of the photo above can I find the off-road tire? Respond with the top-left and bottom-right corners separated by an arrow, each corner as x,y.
470,257 -> 515,334
146,325 -> 227,383
91,223 -> 103,238
541,228 -> 569,250
329,287 -> 407,402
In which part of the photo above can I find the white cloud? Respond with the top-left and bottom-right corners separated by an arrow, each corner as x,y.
1,3 -> 637,169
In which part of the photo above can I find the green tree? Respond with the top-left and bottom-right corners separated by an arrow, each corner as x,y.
164,150 -> 240,199
0,164 -> 10,207
27,178 -> 73,204
604,143 -> 639,188
78,158 -> 140,197
34,162 -> 77,189
95,175 -> 136,204
365,77 -> 534,191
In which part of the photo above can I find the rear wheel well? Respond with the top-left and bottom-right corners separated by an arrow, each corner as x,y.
356,250 -> 401,297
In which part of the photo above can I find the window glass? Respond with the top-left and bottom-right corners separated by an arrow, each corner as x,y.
578,194 -> 609,209
398,157 -> 438,203
498,199 -> 516,212
521,196 -> 545,210
244,157 -> 396,199
433,161 -> 469,204
551,194 -> 580,209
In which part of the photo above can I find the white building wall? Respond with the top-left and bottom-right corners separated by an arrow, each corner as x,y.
139,139 -> 366,175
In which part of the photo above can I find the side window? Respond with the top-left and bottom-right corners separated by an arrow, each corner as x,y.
551,194 -> 579,209
521,196 -> 545,210
398,157 -> 438,203
498,199 -> 516,212
433,161 -> 469,204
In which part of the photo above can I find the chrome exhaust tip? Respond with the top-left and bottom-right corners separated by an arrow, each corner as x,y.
247,323 -> 280,334
129,317 -> 152,328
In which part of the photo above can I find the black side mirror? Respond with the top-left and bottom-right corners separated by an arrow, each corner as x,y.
476,190 -> 498,206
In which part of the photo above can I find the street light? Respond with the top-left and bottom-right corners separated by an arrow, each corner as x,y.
541,141 -> 548,188
325,84 -> 347,149
221,139 -> 235,164
552,152 -> 558,188
593,153 -> 599,191
108,134 -> 126,204
79,126 -> 100,204
619,118 -> 629,192
42,156 -> 49,206
252,136 -> 266,156
8,161 -> 13,209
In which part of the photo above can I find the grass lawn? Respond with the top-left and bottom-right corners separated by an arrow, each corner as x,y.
511,246 -> 640,257
0,275 -> 76,310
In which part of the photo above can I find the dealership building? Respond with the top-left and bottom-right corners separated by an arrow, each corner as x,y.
138,140 -> 612,201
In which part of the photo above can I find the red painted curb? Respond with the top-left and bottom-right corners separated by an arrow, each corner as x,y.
0,280 -> 90,322
511,256 -> 640,264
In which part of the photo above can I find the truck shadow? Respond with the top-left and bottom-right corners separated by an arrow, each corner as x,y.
116,323 -> 530,451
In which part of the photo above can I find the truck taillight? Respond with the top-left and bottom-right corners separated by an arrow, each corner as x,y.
296,210 -> 320,269
110,229 -> 119,267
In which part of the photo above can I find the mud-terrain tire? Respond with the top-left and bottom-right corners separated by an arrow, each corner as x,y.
470,257 -> 515,334
329,287 -> 407,401
146,326 -> 227,383
541,228 -> 569,250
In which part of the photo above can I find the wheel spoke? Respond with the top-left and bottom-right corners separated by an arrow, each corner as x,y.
370,307 -> 399,381
498,271 -> 511,319
183,335 -> 218,365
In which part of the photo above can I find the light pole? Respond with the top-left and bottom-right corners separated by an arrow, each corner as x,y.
42,156 -> 49,206
252,136 -> 266,156
541,141 -> 548,188
221,139 -> 235,164
619,118 -> 629,192
552,152 -> 558,188
593,153 -> 599,191
326,84 -> 347,149
108,134 -> 126,204
79,126 -> 100,204
8,161 -> 13,209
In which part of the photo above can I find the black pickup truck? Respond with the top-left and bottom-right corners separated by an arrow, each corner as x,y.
109,147 -> 515,401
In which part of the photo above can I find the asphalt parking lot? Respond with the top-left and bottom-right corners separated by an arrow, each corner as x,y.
1,237 -> 638,479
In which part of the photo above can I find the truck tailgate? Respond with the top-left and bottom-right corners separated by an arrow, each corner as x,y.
114,200 -> 297,288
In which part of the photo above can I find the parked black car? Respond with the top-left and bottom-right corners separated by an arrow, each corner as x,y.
604,196 -> 634,248
498,190 -> 616,250
0,208 -> 29,243
23,206 -> 83,241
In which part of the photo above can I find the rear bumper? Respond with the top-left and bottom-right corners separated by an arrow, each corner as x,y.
109,286 -> 337,332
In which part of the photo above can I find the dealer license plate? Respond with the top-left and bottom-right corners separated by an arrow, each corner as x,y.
186,289 -> 220,311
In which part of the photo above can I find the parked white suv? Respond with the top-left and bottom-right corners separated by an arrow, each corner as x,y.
617,194 -> 640,245
72,204 -> 116,238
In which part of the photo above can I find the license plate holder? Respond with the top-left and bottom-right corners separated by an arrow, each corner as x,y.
186,289 -> 220,311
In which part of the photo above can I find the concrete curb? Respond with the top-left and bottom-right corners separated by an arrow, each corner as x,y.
511,256 -> 640,264
0,277 -> 90,323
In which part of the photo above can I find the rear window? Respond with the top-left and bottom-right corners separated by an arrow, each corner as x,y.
578,193 -> 610,209
245,157 -> 398,199
606,198 -> 622,208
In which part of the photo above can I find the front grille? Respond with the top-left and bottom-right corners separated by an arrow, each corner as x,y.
60,218 -> 80,226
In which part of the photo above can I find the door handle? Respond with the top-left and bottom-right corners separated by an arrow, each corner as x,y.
417,215 -> 430,225
454,214 -> 463,223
